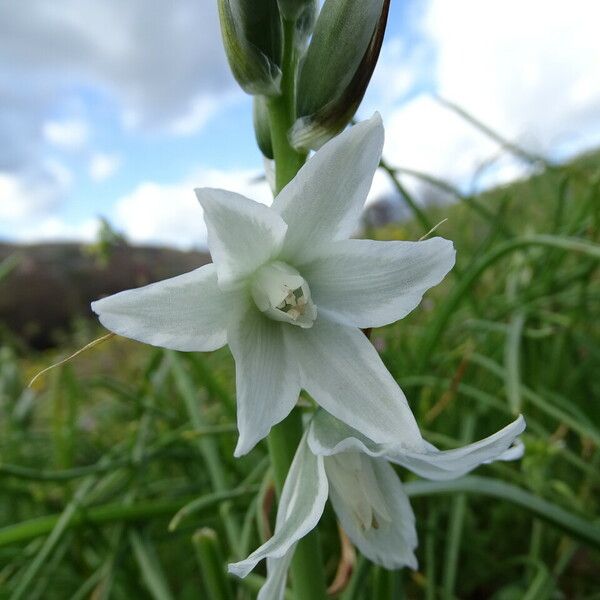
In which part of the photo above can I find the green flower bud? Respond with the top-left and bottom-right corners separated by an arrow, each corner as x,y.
294,0 -> 318,50
277,0 -> 316,22
253,95 -> 274,159
291,0 -> 390,150
218,0 -> 283,96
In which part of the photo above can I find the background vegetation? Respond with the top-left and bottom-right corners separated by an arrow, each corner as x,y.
0,127 -> 599,598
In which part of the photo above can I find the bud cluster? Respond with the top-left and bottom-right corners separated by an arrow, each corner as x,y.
218,0 -> 390,153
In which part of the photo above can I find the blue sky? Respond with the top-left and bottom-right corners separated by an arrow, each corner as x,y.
1,0 -> 600,248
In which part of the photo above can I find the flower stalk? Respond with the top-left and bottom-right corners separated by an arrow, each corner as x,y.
267,17 -> 306,193
266,16 -> 327,600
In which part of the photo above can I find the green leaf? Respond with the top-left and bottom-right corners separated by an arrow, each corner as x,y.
405,475 -> 600,550
129,530 -> 175,600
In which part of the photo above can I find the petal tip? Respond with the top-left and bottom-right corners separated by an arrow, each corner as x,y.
369,111 -> 383,127
234,434 -> 257,458
227,561 -> 251,578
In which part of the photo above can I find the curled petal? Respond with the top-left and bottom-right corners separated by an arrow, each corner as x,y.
309,410 -> 526,481
91,263 -> 243,352
229,434 -> 328,577
389,415 -> 526,480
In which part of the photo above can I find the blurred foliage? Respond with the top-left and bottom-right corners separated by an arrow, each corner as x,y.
0,145 -> 599,599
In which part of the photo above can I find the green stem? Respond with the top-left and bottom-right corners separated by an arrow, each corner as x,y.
265,16 -> 327,600
193,528 -> 234,600
380,158 -> 432,233
268,18 -> 306,194
0,487 -> 256,547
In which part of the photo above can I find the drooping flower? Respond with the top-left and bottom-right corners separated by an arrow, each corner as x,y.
229,410 -> 526,598
91,114 -> 455,456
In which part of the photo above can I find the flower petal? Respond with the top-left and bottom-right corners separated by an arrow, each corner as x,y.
91,263 -> 243,352
272,114 -> 384,264
284,317 -> 424,450
229,434 -> 328,577
327,455 -> 418,570
309,410 -> 526,481
388,415 -> 526,480
302,237 -> 456,328
195,188 -> 287,288
228,307 -> 301,457
308,409 -> 388,458
257,551 -> 295,600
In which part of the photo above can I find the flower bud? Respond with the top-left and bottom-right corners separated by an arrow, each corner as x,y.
277,0 -> 315,21
291,0 -> 390,150
253,96 -> 274,159
217,0 -> 283,96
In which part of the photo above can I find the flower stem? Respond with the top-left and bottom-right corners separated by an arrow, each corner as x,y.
265,16 -> 327,600
268,18 -> 306,194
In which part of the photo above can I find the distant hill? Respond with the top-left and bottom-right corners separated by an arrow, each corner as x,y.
0,242 -> 210,349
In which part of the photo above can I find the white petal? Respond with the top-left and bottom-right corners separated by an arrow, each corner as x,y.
327,455 -> 418,570
257,551 -> 295,600
228,307 -> 301,456
91,263 -> 243,352
195,188 -> 287,288
272,114 -> 384,264
492,438 -> 525,462
229,434 -> 328,577
388,416 -> 526,481
302,237 -> 456,328
284,317 -> 424,450
308,409 -> 390,458
309,411 -> 526,481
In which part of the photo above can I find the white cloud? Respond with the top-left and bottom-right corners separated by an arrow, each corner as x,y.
366,0 -> 600,195
383,95 -> 500,184
113,169 -> 271,249
111,165 -> 398,249
89,153 -> 121,182
0,0 -> 234,131
425,0 -> 600,156
0,160 -> 73,223
167,95 -> 231,137
43,118 -> 89,149
0,0 -> 236,183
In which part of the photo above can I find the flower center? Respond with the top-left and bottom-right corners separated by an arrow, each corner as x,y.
250,261 -> 317,328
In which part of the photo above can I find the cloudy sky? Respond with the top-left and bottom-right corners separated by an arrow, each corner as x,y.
1,0 -> 599,248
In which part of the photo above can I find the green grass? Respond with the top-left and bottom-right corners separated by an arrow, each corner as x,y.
0,146 -> 599,599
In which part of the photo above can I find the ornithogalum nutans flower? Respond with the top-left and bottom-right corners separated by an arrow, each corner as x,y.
92,114 -> 456,456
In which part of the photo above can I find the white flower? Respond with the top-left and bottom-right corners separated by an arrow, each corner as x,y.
91,114 -> 455,456
229,411 -> 526,599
